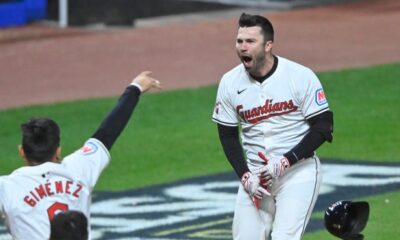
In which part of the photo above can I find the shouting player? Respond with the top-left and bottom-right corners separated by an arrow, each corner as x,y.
0,71 -> 161,239
212,13 -> 333,240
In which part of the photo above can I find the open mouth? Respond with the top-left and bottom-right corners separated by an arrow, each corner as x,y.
241,55 -> 253,68
242,56 -> 252,63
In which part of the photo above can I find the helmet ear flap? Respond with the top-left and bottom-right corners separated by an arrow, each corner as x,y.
324,200 -> 370,239
347,201 -> 370,235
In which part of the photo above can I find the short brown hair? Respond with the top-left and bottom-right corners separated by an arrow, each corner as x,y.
238,13 -> 274,42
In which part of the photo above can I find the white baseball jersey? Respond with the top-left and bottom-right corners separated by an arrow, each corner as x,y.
0,138 -> 110,240
212,56 -> 329,168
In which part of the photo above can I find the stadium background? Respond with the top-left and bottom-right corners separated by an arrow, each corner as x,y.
1,0 -> 398,110
0,0 -> 399,239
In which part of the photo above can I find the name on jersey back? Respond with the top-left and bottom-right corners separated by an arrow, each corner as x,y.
23,180 -> 83,207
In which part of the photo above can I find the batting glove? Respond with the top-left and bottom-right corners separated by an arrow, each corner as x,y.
241,171 -> 271,208
257,152 -> 290,179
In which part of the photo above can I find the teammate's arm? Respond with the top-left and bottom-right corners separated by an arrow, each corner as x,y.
284,110 -> 333,165
92,71 -> 161,150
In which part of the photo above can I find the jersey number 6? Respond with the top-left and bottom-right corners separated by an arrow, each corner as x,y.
47,202 -> 69,220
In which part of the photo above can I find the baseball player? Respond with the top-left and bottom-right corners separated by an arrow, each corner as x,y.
0,71 -> 161,240
212,13 -> 333,240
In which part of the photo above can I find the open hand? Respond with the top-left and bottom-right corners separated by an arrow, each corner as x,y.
131,71 -> 162,92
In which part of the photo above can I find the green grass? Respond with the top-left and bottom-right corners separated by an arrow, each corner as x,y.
1,63 -> 398,190
0,63 -> 399,239
317,63 -> 400,162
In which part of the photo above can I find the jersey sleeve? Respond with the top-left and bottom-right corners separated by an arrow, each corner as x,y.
296,68 -> 330,119
62,138 -> 111,189
212,77 -> 239,126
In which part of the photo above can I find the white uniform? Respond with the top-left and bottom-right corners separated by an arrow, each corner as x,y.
0,138 -> 110,240
212,56 -> 329,240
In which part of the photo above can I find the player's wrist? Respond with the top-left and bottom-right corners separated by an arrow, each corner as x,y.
240,171 -> 251,185
283,151 -> 298,166
240,171 -> 258,194
280,156 -> 290,169
129,83 -> 143,93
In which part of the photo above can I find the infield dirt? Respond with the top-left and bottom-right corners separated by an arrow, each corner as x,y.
0,0 -> 399,110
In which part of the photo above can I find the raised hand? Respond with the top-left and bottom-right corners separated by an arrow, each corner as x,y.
130,71 -> 162,92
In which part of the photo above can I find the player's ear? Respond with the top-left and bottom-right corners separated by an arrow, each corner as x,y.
265,40 -> 273,52
55,147 -> 62,162
18,145 -> 28,163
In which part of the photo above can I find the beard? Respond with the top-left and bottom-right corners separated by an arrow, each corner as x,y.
249,51 -> 267,75
238,47 -> 267,77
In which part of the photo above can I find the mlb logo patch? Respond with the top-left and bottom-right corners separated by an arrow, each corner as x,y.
80,142 -> 98,155
315,88 -> 327,106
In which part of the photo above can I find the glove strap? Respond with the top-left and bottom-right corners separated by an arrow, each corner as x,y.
241,172 -> 251,186
280,157 -> 290,169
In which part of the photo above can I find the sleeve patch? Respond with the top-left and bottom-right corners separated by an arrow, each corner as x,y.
214,101 -> 221,115
315,88 -> 327,106
80,142 -> 98,155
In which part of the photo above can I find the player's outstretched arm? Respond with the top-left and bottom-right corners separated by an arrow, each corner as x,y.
92,71 -> 161,150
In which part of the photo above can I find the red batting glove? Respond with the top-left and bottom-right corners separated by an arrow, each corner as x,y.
241,171 -> 270,209
258,152 -> 290,179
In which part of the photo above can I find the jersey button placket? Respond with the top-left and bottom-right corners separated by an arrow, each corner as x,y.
259,84 -> 266,105
260,85 -> 269,144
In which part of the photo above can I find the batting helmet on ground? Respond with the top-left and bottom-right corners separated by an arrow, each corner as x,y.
324,200 -> 370,240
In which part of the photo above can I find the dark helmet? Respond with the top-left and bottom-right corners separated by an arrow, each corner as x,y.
324,200 -> 369,240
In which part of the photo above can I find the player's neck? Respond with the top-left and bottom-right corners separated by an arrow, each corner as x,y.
25,153 -> 61,166
250,55 -> 278,83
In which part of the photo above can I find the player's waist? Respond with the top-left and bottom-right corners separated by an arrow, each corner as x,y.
247,152 -> 315,169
